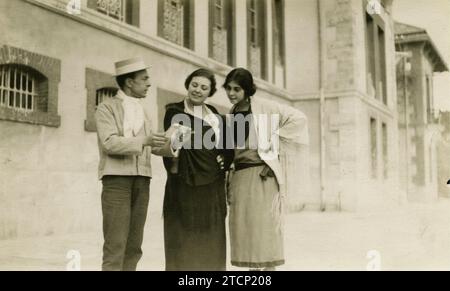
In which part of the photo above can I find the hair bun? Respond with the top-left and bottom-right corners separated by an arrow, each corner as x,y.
249,85 -> 256,97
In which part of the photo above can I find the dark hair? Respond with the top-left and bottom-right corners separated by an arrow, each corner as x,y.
184,68 -> 217,97
116,71 -> 138,90
223,68 -> 257,98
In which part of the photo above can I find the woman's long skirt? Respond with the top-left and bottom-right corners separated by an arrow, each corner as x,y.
163,175 -> 227,271
228,165 -> 284,268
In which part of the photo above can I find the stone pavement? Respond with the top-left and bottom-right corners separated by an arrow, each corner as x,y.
1,200 -> 450,271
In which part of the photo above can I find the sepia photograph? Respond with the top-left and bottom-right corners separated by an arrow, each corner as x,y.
0,0 -> 449,273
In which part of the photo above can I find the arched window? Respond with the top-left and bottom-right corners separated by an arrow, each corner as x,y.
0,45 -> 61,127
0,65 -> 46,112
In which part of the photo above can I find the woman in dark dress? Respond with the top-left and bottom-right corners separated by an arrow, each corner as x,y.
162,68 -> 232,271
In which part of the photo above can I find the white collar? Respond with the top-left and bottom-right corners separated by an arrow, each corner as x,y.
183,99 -> 220,145
184,99 -> 211,116
117,90 -> 141,104
118,90 -> 145,137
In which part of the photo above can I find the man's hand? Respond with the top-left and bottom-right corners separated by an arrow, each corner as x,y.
144,132 -> 168,148
170,124 -> 192,150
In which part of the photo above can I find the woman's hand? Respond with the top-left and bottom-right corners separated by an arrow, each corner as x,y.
216,155 -> 225,170
225,165 -> 234,205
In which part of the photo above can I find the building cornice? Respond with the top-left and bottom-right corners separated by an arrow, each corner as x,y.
395,22 -> 448,72
24,0 -> 294,101
292,89 -> 396,119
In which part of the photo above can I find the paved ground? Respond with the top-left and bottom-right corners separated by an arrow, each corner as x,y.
1,199 -> 450,271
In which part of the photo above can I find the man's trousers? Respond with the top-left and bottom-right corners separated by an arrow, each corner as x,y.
101,175 -> 150,271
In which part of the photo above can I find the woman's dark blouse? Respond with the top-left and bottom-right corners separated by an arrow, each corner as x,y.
162,101 -> 233,186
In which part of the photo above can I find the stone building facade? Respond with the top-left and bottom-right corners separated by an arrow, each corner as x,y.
0,0 -> 401,239
288,0 -> 400,211
395,22 -> 448,202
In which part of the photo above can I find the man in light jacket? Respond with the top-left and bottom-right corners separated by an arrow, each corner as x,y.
95,57 -> 168,271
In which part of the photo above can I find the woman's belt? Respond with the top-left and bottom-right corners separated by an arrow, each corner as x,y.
234,162 -> 266,171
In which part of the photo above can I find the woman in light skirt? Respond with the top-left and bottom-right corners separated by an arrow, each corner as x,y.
223,68 -> 309,270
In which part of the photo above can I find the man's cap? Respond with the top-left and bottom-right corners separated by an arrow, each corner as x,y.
114,57 -> 150,76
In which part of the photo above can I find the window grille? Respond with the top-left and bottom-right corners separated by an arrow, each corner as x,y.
214,0 -> 224,29
162,0 -> 184,45
96,0 -> 126,22
247,0 -> 266,79
95,87 -> 117,109
249,0 -> 257,46
0,65 -> 37,112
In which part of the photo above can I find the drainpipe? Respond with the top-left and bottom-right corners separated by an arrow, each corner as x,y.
397,51 -> 412,200
319,87 -> 326,211
404,56 -> 410,200
317,0 -> 326,211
